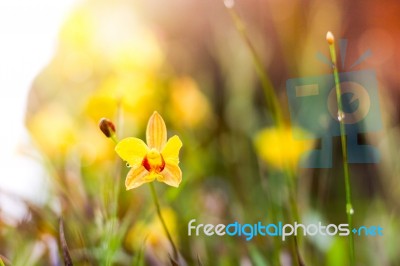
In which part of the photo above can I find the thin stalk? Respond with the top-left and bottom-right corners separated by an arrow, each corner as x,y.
327,32 -> 355,265
106,108 -> 123,266
149,182 -> 179,262
112,103 -> 123,217
286,171 -> 304,266
257,158 -> 281,265
224,4 -> 303,264
106,133 -> 119,266
226,6 -> 283,126
99,115 -> 121,265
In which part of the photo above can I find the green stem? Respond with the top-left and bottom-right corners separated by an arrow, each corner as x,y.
285,167 -> 304,266
149,182 -> 179,262
106,126 -> 120,265
112,105 -> 123,217
327,33 -> 355,265
111,135 -> 118,144
226,7 -> 283,126
225,5 -> 303,264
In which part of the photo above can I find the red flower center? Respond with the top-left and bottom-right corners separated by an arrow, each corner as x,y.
142,149 -> 166,173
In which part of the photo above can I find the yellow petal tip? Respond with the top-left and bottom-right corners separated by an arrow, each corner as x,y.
146,111 -> 167,150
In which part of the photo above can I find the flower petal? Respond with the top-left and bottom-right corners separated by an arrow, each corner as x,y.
115,137 -> 148,166
146,111 -> 167,151
125,165 -> 155,190
161,135 -> 182,165
159,163 -> 182,187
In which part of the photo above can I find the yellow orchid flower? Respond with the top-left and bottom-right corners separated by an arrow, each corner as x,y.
115,112 -> 183,189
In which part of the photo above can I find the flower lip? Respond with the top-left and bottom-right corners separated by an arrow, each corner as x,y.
142,149 -> 166,173
147,148 -> 160,158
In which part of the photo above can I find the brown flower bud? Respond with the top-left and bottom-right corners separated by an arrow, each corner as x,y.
99,118 -> 116,138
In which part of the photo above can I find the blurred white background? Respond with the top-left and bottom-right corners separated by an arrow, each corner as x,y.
0,0 -> 76,220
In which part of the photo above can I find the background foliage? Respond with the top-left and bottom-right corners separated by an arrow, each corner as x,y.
1,0 -> 400,265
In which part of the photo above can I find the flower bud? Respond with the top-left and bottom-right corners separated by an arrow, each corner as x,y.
326,31 -> 335,45
99,118 -> 116,138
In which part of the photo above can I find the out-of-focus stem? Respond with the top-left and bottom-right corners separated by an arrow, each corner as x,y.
226,7 -> 283,126
149,182 -> 179,262
225,3 -> 304,264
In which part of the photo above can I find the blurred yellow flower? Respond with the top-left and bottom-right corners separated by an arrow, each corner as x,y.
59,3 -> 163,74
254,126 -> 313,170
79,122 -> 115,165
27,105 -> 76,156
84,73 -> 160,130
169,77 -> 212,128
125,208 -> 178,257
115,112 -> 183,189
